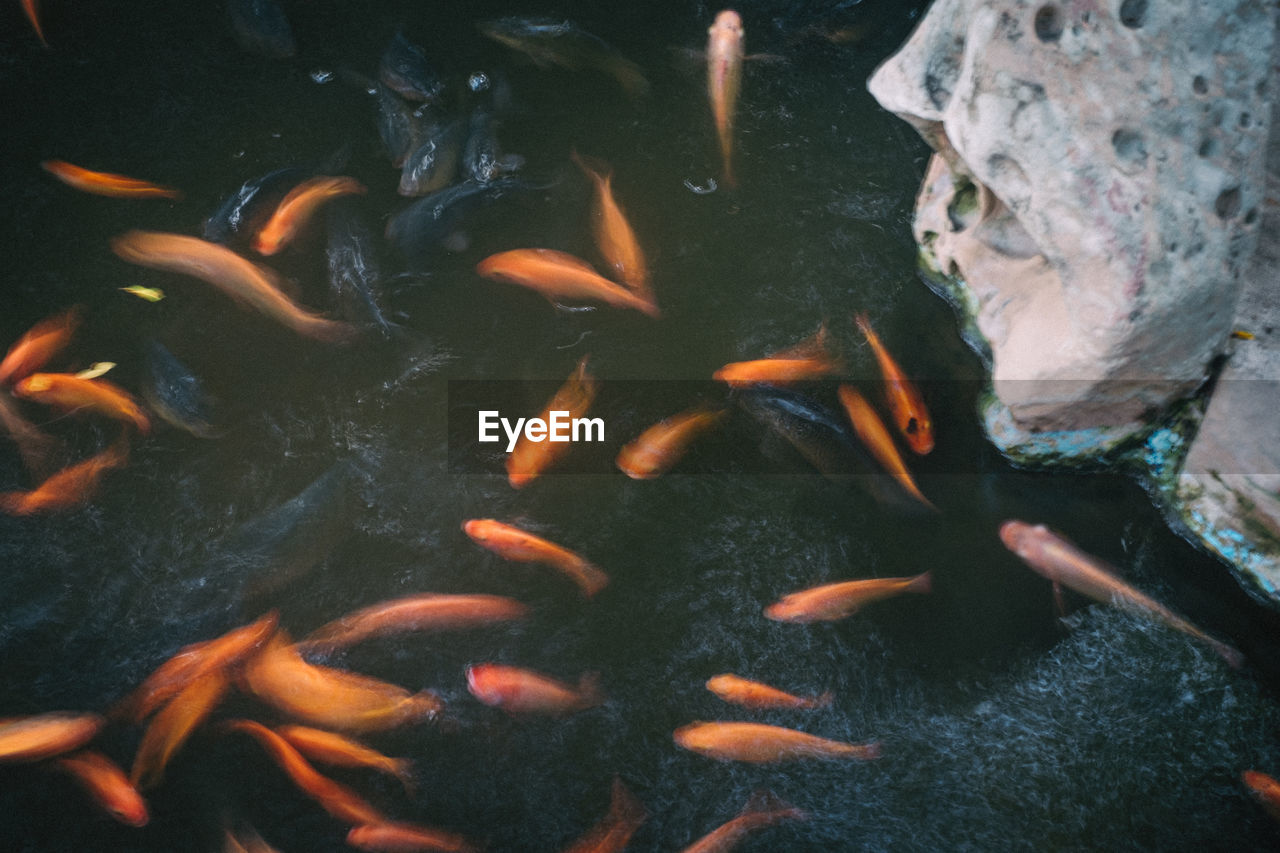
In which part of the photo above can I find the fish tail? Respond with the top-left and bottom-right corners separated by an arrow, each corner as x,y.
574,558 -> 611,598
1212,639 -> 1246,669
742,790 -> 809,822
577,671 -> 607,709
848,740 -> 882,761
907,571 -> 933,595
0,491 -> 32,516
807,691 -> 835,709
391,758 -> 417,797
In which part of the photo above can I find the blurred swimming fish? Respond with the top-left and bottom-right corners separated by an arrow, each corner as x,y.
347,821 -> 479,853
22,0 -> 47,47
379,31 -> 445,103
325,203 -> 399,339
463,518 -> 609,597
130,668 -> 230,790
476,249 -> 660,317
41,160 -> 182,200
466,663 -> 604,716
253,176 -> 366,256
836,384 -> 935,511
0,435 -> 129,516
387,176 -> 530,267
374,83 -> 431,170
503,355 -> 603,489
0,712 -> 103,763
274,725 -> 415,795
705,674 -> 832,710
480,17 -> 650,98
680,791 -> 807,853
673,721 -> 881,763
0,393 -> 61,478
854,313 -> 933,455
706,10 -> 745,187
463,108 -> 523,184
143,341 -> 218,439
73,362 -> 115,380
14,372 -> 151,434
0,307 -> 81,387
571,150 -> 650,301
561,776 -> 646,853
398,118 -> 465,196
616,407 -> 727,480
54,750 -> 149,827
299,593 -> 529,654
764,572 -> 932,622
713,324 -> 842,388
1244,770 -> 1280,823
204,166 -> 309,244
226,0 -> 296,59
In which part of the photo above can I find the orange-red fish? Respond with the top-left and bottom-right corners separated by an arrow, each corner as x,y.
222,719 -> 386,826
505,355 -> 600,489
571,150 -> 651,302
0,436 -> 129,516
616,407 -> 727,480
854,313 -> 933,454
713,324 -> 842,388
673,721 -> 881,763
253,176 -> 367,256
21,0 -> 47,47
1244,770 -> 1280,823
765,572 -> 931,622
999,520 -> 1245,668
111,231 -> 356,343
275,725 -> 415,795
130,668 -> 230,790
54,750 -> 149,827
680,791 -> 807,853
462,518 -> 609,598
836,384 -> 934,510
0,712 -> 103,763
476,249 -> 660,317
704,674 -> 832,711
347,820 -> 479,853
239,632 -> 444,733
41,160 -> 182,200
0,307 -> 81,387
14,372 -> 151,434
298,593 -> 529,654
707,10 -> 745,188
466,663 -> 604,716
562,776 -> 647,853
115,611 -> 279,724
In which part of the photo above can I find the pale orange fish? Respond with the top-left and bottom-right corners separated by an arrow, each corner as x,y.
836,384 -> 934,510
854,313 -> 933,454
0,307 -> 81,387
222,719 -> 386,826
254,176 -> 367,256
571,150 -> 651,302
505,355 -> 600,489
562,776 -> 646,853
0,393 -> 61,479
1244,770 -> 1280,823
275,725 -> 415,795
476,249 -> 660,317
54,750 -> 149,827
765,572 -> 931,623
239,632 -> 444,732
713,324 -> 842,388
41,160 -> 182,200
223,821 -> 281,853
680,791 -> 808,853
466,663 -> 604,716
347,820 -> 479,853
999,520 -> 1245,668
0,711 -> 103,763
115,611 -> 279,724
111,231 -> 356,343
463,518 -> 609,598
616,407 -> 727,480
0,435 -> 129,516
673,721 -> 881,763
297,593 -> 529,654
14,372 -> 151,434
130,668 -> 230,790
21,0 -> 47,47
707,10 -> 745,188
704,674 -> 832,711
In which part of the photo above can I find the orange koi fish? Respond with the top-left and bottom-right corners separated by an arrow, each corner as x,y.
347,820 -> 479,853
239,632 -> 444,733
673,721 -> 881,763
476,249 -> 660,317
505,355 -> 600,489
616,407 -> 727,480
999,520 -> 1245,668
111,231 -> 356,343
713,324 -> 842,388
854,313 -> 933,454
680,791 -> 807,853
562,776 -> 647,853
21,0 -> 47,47
0,712 -> 103,763
254,176 -> 367,256
704,674 -> 832,711
54,750 -> 149,827
298,593 -> 529,654
765,572 -> 932,622
41,160 -> 182,200
836,384 -> 934,510
115,611 -> 279,724
0,436 -> 129,516
222,719 -> 386,826
275,725 -> 415,795
0,307 -> 81,387
14,372 -> 151,434
466,663 -> 604,716
1244,770 -> 1280,823
571,150 -> 651,302
463,518 -> 609,598
130,668 -> 230,790
707,10 -> 745,188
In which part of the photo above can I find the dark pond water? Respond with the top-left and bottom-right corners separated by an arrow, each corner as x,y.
3,0 -> 1280,850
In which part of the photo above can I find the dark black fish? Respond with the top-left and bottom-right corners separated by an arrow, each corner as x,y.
325,202 -> 398,338
462,109 -> 524,184
479,17 -> 649,97
386,176 -> 529,267
226,0 -> 296,59
203,166 -> 309,244
378,31 -> 445,103
399,118 -> 465,197
374,83 -> 433,169
143,341 -> 218,439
